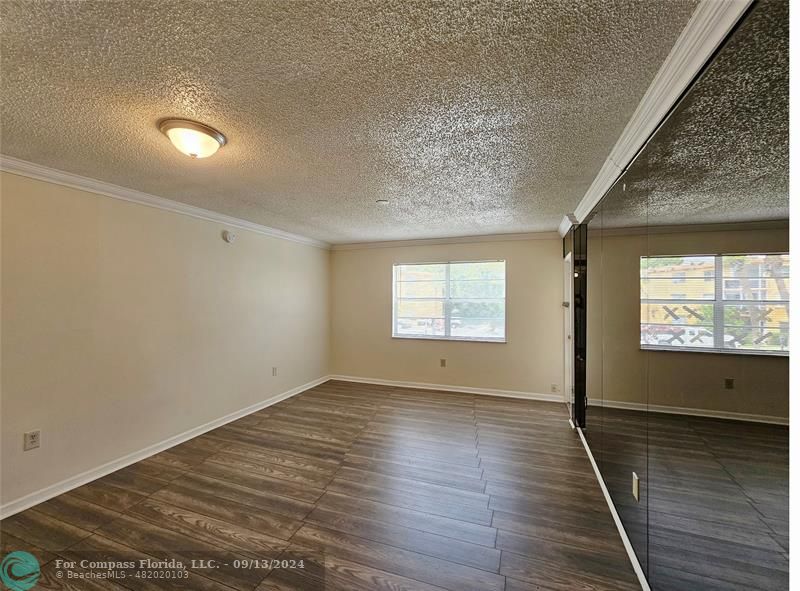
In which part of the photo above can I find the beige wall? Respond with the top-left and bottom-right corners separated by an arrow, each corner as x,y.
330,238 -> 564,396
588,226 -> 789,420
6,163 -> 786,514
1,172 -> 330,506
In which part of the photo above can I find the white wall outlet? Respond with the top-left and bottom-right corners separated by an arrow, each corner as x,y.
24,430 -> 41,451
632,472 -> 640,502
551,383 -> 560,393
272,367 -> 278,377
440,358 -> 446,368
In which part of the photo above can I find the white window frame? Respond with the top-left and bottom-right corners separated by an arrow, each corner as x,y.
640,253 -> 789,357
392,260 -> 507,343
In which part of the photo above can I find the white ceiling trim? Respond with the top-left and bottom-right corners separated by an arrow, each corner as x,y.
331,231 -> 561,251
558,214 -> 578,238
0,155 -> 330,249
572,0 -> 753,224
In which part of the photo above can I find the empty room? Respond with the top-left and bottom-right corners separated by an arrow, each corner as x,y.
0,1 -> 792,590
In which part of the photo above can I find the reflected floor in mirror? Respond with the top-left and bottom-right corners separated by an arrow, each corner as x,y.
598,407 -> 788,591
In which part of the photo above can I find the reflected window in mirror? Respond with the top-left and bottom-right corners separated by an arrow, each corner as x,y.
640,253 -> 789,355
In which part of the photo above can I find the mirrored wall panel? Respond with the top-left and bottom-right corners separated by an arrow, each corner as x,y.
584,1 -> 788,589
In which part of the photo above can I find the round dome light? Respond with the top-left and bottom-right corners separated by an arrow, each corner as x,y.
159,119 -> 226,159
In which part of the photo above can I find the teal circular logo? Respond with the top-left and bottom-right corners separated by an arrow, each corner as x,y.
0,551 -> 40,591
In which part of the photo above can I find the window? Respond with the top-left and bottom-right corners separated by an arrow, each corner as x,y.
393,261 -> 506,342
640,254 -> 789,355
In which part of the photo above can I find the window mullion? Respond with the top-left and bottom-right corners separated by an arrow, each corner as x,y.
444,263 -> 451,337
713,255 -> 725,349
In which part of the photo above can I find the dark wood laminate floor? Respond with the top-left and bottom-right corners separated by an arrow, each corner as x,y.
593,407 -> 789,591
0,380 -> 639,591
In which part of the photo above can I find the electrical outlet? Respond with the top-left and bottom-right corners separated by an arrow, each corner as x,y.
440,359 -> 446,368
632,472 -> 640,502
24,430 -> 41,451
551,384 -> 559,393
272,367 -> 278,377
724,378 -> 735,390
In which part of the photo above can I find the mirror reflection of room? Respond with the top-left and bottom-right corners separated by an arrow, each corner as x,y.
583,1 -> 788,589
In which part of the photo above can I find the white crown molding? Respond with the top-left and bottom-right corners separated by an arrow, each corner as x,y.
588,398 -> 788,426
330,375 -> 562,403
331,231 -> 561,251
0,375 -> 331,519
572,0 -> 753,224
0,155 -> 330,249
558,214 -> 577,238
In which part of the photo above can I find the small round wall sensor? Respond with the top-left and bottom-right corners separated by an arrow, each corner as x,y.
222,230 -> 237,243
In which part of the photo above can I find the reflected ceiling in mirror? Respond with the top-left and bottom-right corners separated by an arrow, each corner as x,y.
600,0 -> 788,230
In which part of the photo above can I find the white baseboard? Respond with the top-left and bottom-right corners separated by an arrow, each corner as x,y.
588,398 -> 788,426
577,427 -> 651,591
0,375 -> 330,519
329,374 -> 563,403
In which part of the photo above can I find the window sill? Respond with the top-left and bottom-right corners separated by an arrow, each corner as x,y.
640,345 -> 788,358
392,335 -> 507,344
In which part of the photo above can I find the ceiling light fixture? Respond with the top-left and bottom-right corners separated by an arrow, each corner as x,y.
159,119 -> 226,159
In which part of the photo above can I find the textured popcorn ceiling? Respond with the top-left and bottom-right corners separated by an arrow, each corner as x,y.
0,0 -> 698,243
598,0 -> 789,229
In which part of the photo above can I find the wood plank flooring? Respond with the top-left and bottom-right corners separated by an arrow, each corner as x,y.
0,380 -> 639,590
593,407 -> 789,591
